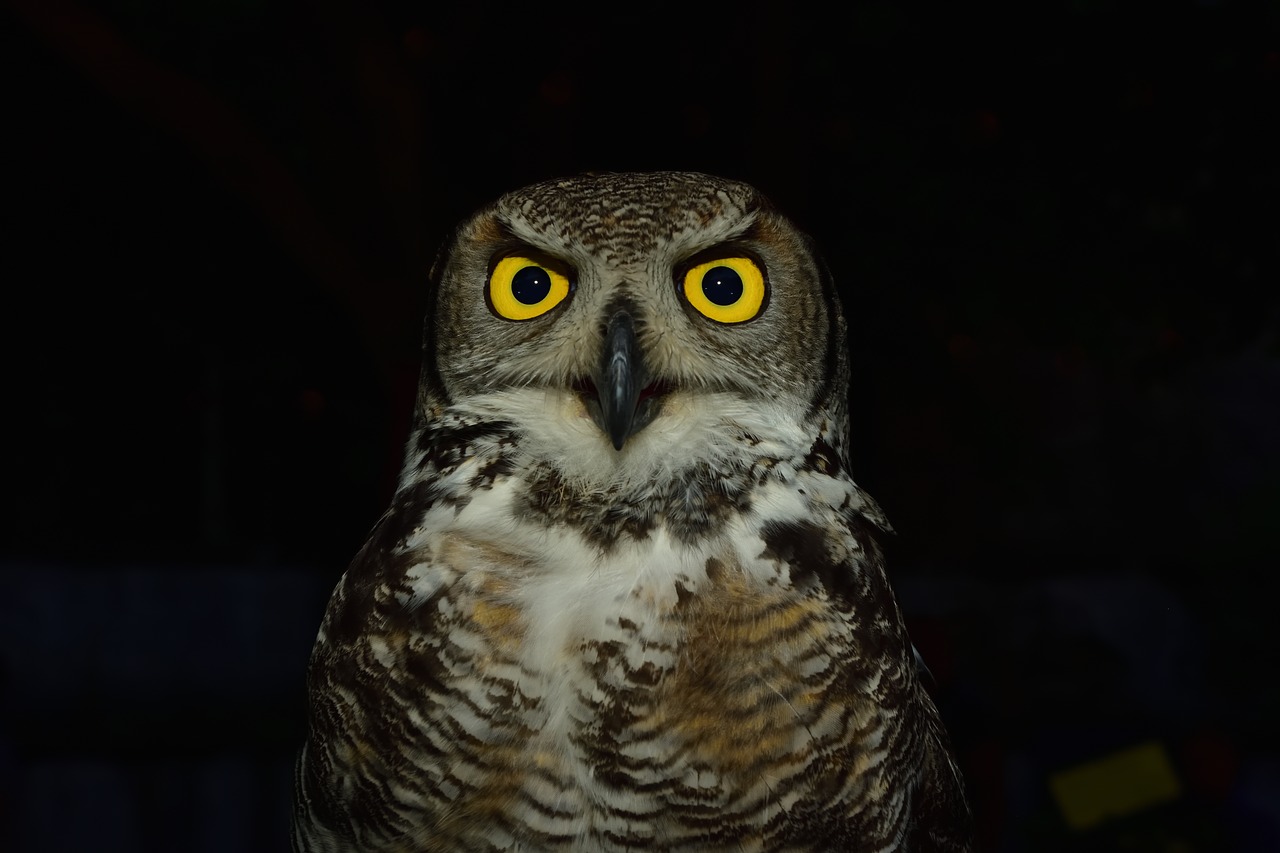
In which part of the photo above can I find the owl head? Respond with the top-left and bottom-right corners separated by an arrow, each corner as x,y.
416,172 -> 850,487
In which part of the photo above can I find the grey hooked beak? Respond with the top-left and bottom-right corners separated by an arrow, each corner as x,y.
598,310 -> 647,450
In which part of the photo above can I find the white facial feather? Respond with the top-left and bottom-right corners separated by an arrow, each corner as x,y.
449,388 -> 810,496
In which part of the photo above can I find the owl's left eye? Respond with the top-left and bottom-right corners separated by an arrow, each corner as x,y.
487,255 -> 572,320
681,256 -> 767,324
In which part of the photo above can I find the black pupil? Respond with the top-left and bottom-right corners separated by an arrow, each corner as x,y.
701,266 -> 743,306
512,265 -> 552,304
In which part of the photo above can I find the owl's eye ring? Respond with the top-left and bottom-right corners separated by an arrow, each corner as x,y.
681,256 -> 767,324
487,255 -> 573,321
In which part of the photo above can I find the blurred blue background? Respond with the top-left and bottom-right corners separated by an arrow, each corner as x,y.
2,1 -> 1278,850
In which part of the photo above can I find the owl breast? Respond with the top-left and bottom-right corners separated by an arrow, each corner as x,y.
368,430 -> 904,852
436,564 -> 877,850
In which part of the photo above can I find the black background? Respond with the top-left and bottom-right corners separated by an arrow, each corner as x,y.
3,1 -> 1279,850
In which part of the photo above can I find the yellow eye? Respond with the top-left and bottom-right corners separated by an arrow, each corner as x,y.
487,256 -> 572,320
681,256 -> 767,324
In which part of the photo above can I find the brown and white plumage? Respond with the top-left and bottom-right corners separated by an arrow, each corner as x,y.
292,172 -> 971,851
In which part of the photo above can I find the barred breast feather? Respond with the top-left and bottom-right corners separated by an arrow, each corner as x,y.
293,389 -> 970,852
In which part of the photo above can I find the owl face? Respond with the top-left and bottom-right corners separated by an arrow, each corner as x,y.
425,172 -> 846,466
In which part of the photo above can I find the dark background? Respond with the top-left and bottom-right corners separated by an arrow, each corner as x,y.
3,1 -> 1279,850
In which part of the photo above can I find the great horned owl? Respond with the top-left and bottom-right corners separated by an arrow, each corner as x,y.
292,172 -> 971,852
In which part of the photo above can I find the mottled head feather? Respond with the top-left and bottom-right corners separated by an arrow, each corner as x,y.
415,171 -> 852,475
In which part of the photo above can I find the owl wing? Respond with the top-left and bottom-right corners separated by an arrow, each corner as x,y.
292,504 -> 454,852
796,501 -> 972,851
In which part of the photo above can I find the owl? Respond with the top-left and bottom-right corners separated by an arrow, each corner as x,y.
292,172 -> 971,852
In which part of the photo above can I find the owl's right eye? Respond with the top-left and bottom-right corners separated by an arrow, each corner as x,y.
487,256 -> 572,320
